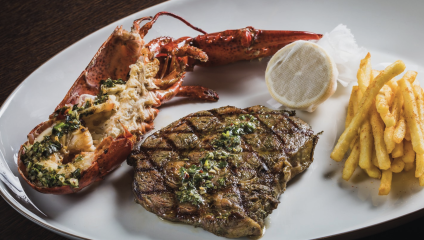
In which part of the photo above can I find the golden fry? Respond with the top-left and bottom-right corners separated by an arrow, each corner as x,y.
371,148 -> 379,168
371,105 -> 391,170
357,53 -> 372,95
398,72 -> 424,154
415,153 -> 424,178
386,78 -> 398,92
405,125 -> 411,141
391,157 -> 405,173
372,70 -> 381,81
366,165 -> 382,179
391,84 -> 403,123
406,72 -> 416,84
413,85 -> 424,133
331,60 -> 406,161
393,112 -> 406,144
402,140 -> 415,163
342,140 -> 360,181
418,174 -> 424,187
384,126 -> 396,154
404,161 -> 415,172
356,86 -> 363,109
345,86 -> 359,129
378,170 -> 392,195
419,174 -> 424,186
376,85 -> 395,127
359,120 -> 373,169
350,135 -> 358,150
392,141 -> 404,158
385,84 -> 395,106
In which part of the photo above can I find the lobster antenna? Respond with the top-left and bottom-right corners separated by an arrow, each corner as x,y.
139,11 -> 207,37
132,16 -> 153,32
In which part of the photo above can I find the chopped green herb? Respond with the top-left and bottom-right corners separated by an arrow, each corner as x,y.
52,110 -> 81,139
71,168 -> 81,179
100,78 -> 125,88
94,94 -> 108,105
84,100 -> 92,109
218,178 -> 226,186
212,121 -> 256,152
176,187 -> 203,206
218,161 -> 228,169
22,136 -> 62,162
53,106 -> 70,118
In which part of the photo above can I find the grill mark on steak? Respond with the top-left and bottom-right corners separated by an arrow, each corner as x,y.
128,105 -> 319,238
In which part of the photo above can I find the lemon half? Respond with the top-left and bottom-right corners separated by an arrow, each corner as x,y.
265,40 -> 338,112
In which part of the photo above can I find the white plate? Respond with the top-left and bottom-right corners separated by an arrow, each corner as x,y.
1,0 -> 424,239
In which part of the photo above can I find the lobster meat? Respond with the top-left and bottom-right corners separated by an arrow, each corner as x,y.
17,12 -> 322,194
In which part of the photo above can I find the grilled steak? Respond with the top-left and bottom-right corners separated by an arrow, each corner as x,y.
127,105 -> 319,238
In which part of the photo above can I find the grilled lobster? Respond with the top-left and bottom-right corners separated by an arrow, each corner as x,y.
17,11 -> 322,194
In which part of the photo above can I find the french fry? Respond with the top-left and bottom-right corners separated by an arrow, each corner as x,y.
342,140 -> 360,181
406,72 -> 416,84
398,72 -> 424,154
391,84 -> 403,123
404,161 -> 415,172
402,140 -> 415,163
358,63 -> 373,169
419,174 -> 424,186
371,105 -> 391,170
359,120 -> 373,169
385,84 -> 395,106
372,70 -> 381,80
386,78 -> 398,92
350,135 -> 358,150
391,157 -> 405,173
366,165 -> 382,179
392,140 -> 404,158
345,86 -> 359,129
371,148 -> 379,168
413,85 -> 424,133
331,60 -> 406,161
356,86 -> 363,110
376,85 -> 395,127
357,53 -> 372,95
378,170 -> 392,195
415,153 -> 424,178
384,126 -> 396,154
393,110 -> 405,144
347,87 -> 360,151
405,125 -> 411,141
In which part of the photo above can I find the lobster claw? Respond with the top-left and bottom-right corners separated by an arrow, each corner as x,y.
192,26 -> 322,66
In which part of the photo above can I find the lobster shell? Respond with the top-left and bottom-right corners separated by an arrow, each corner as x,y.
17,120 -> 135,194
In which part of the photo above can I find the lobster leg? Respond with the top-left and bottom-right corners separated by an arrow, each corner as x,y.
153,77 -> 184,106
191,27 -> 323,67
176,86 -> 219,102
153,69 -> 183,89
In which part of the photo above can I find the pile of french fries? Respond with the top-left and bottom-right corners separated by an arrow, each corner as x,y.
331,53 -> 424,195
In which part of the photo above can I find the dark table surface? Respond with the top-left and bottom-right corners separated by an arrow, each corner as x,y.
1,1 -> 424,239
